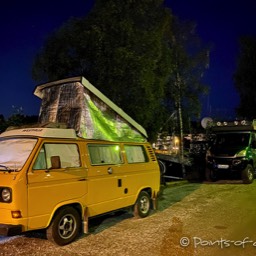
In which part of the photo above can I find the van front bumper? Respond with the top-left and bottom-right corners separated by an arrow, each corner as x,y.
0,224 -> 22,236
206,157 -> 248,172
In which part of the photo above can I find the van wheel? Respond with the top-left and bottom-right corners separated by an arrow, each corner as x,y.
242,164 -> 254,184
133,191 -> 151,218
47,207 -> 81,246
205,168 -> 218,182
158,160 -> 166,185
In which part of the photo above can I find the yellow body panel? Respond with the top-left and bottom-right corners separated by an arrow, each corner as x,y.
0,128 -> 160,234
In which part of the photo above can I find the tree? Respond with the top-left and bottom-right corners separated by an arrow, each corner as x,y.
32,0 -> 173,141
32,1 -> 210,141
164,18 -> 209,176
165,18 -> 209,127
234,36 -> 256,119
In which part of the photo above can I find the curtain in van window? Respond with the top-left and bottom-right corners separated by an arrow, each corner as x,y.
44,143 -> 80,168
88,144 -> 122,165
124,145 -> 147,163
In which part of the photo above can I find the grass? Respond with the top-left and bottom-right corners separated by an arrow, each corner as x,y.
157,180 -> 201,211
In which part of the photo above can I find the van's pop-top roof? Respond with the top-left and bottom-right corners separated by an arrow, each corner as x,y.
34,77 -> 147,142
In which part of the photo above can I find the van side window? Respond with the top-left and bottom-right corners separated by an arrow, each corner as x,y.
124,145 -> 148,163
33,143 -> 80,169
33,148 -> 47,169
88,144 -> 123,165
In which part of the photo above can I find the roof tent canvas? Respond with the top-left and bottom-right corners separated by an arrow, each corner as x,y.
34,76 -> 147,142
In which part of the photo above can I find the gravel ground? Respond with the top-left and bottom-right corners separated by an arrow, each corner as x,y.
1,180 -> 256,256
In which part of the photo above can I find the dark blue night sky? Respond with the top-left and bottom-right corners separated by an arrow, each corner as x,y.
170,0 -> 256,119
1,0 -> 256,120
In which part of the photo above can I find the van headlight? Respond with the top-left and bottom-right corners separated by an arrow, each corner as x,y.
236,150 -> 246,157
0,187 -> 12,203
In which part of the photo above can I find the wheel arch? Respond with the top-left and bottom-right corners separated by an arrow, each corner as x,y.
135,187 -> 159,210
248,159 -> 254,167
137,187 -> 152,199
47,202 -> 83,228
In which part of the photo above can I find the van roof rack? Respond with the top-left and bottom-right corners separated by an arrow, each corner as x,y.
212,120 -> 256,132
5,122 -> 67,132
1,127 -> 77,139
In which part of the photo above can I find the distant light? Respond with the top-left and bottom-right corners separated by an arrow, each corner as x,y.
174,137 -> 179,144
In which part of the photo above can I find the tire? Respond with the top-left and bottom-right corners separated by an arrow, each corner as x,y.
133,191 -> 151,218
158,160 -> 166,185
205,168 -> 218,182
242,164 -> 254,184
47,207 -> 81,246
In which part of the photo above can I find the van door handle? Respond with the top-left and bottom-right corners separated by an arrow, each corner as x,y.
107,167 -> 113,174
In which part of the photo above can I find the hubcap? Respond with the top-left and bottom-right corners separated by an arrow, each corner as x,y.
140,196 -> 150,214
248,169 -> 253,181
58,215 -> 76,239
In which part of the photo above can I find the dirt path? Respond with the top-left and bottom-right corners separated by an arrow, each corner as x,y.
1,180 -> 256,255
160,180 -> 256,256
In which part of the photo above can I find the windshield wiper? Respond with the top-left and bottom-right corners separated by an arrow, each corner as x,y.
0,165 -> 16,173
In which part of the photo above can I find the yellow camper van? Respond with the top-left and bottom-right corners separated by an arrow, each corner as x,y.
0,127 -> 160,245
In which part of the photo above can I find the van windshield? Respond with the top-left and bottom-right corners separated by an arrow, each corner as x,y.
214,133 -> 250,148
0,138 -> 37,172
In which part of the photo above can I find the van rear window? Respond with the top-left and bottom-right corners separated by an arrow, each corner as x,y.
88,144 -> 123,165
124,145 -> 148,163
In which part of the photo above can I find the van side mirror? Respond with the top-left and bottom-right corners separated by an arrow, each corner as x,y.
50,156 -> 61,169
